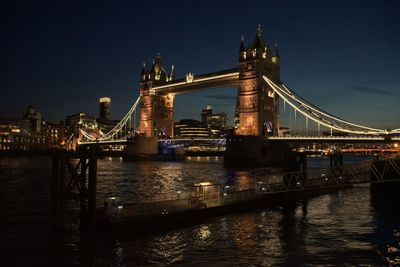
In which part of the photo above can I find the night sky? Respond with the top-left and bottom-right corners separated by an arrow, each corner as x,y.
1,0 -> 400,129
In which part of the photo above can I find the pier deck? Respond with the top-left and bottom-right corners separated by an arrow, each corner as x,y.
99,154 -> 400,232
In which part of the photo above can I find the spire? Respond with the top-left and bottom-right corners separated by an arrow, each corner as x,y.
273,43 -> 280,58
252,24 -> 265,49
239,35 -> 245,52
272,43 -> 280,65
150,59 -> 156,73
141,62 -> 146,75
151,53 -> 164,81
256,24 -> 262,35
170,65 -> 175,81
141,62 -> 147,81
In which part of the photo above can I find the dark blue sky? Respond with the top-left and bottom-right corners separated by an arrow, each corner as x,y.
1,0 -> 400,129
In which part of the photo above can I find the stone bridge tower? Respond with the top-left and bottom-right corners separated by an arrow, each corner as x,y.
234,25 -> 280,136
138,54 -> 175,138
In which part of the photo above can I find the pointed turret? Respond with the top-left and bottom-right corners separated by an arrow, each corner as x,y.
141,62 -> 147,82
239,35 -> 246,52
239,36 -> 247,61
150,59 -> 156,74
148,53 -> 165,81
273,43 -> 279,58
252,24 -> 265,49
272,43 -> 280,65
170,65 -> 175,81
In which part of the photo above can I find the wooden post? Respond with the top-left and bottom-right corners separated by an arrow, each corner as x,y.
58,152 -> 66,244
51,153 -> 60,216
80,157 -> 87,230
51,153 -> 60,248
88,145 -> 97,234
51,150 -> 66,256
301,154 -> 307,181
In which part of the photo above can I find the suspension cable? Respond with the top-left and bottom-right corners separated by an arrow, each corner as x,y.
263,76 -> 384,135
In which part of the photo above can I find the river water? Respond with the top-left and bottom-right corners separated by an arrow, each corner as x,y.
0,156 -> 399,266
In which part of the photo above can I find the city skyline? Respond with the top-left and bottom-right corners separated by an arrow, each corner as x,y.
1,1 -> 400,128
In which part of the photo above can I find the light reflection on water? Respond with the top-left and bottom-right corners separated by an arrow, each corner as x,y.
0,156 -> 399,266
97,157 -> 233,203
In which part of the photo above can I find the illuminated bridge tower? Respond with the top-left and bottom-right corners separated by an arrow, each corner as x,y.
225,26 -> 288,167
235,25 -> 280,136
138,54 -> 175,138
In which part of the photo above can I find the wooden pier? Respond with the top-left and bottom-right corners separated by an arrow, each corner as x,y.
50,148 -> 400,238
51,145 -> 98,254
97,153 -> 400,233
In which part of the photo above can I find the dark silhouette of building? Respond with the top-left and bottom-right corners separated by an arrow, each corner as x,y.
23,105 -> 42,134
0,105 -> 65,152
201,105 -> 227,136
201,105 -> 213,127
99,97 -> 111,122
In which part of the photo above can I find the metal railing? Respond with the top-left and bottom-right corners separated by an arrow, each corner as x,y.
102,154 -> 400,222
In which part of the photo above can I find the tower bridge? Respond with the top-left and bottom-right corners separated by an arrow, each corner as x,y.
77,25 -> 400,166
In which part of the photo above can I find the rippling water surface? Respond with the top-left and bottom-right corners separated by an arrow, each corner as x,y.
0,156 -> 399,266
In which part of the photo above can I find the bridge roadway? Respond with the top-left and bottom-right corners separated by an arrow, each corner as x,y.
150,68 -> 239,95
79,135 -> 400,146
267,135 -> 400,143
79,138 -> 226,146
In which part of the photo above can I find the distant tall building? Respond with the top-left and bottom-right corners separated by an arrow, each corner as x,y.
201,105 -> 227,136
99,97 -> 111,122
210,112 -> 227,136
23,105 -> 42,134
201,105 -> 213,128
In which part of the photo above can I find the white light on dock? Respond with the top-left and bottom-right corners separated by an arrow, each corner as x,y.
118,205 -> 123,209
110,197 -> 116,200
108,157 -> 112,161
194,182 -> 213,187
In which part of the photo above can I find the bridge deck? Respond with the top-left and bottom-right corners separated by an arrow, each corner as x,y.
267,136 -> 400,143
79,135 -> 400,145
